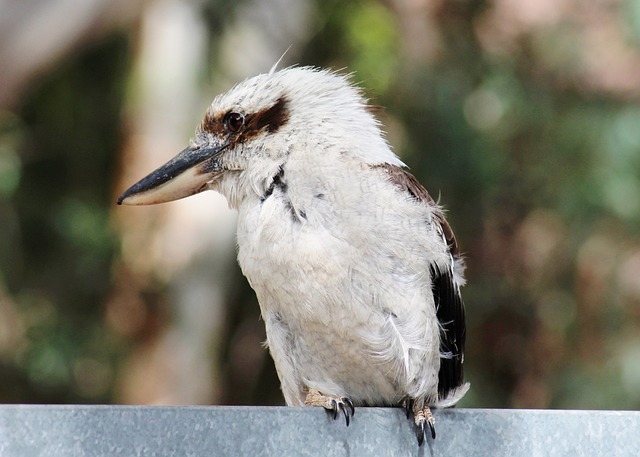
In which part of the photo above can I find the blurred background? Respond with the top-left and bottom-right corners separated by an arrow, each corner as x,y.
1,0 -> 640,410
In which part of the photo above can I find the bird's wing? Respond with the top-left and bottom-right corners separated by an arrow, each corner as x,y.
374,163 -> 466,402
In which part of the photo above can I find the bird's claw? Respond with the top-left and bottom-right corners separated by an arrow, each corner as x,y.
402,398 -> 436,445
330,396 -> 355,426
402,397 -> 414,419
305,388 -> 355,427
415,415 -> 436,445
414,405 -> 436,445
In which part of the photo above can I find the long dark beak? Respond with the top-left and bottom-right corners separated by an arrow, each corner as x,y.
117,142 -> 228,206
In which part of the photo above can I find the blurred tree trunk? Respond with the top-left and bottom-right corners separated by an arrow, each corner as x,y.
0,0 -> 147,109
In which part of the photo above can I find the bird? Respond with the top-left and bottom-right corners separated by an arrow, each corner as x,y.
117,66 -> 468,445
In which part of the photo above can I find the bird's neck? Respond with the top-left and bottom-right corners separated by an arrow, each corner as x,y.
214,161 -> 287,210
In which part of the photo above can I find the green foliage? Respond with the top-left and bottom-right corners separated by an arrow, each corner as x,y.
0,34 -> 129,403
1,0 -> 639,411
345,1 -> 400,92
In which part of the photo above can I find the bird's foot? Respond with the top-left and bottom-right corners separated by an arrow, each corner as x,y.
304,388 -> 355,426
402,398 -> 436,445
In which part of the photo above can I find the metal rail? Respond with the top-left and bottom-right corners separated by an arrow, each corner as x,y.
0,406 -> 637,456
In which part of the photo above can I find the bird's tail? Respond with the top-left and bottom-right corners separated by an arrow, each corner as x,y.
434,382 -> 470,408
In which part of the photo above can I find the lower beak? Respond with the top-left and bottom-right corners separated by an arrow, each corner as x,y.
117,142 -> 228,206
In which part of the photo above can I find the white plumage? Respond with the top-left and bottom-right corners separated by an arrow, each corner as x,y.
118,66 -> 468,444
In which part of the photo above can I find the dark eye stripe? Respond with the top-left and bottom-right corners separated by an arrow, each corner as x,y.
248,96 -> 289,134
199,96 -> 289,140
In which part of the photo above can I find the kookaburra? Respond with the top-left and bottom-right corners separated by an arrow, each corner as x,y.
118,66 -> 468,445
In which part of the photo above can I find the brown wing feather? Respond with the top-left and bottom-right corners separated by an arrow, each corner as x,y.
373,164 -> 459,257
372,163 -> 466,401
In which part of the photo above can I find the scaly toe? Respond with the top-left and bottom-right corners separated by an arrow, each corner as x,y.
412,403 -> 436,445
305,388 -> 355,427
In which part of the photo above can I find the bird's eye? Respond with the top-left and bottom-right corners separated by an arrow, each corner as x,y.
224,112 -> 245,133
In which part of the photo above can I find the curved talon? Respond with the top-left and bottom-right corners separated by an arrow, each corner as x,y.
428,421 -> 436,440
415,420 -> 435,446
405,400 -> 436,446
331,399 -> 339,420
403,398 -> 414,419
416,423 -> 425,446
333,397 -> 354,427
346,398 -> 355,418
305,389 -> 354,427
342,404 -> 350,427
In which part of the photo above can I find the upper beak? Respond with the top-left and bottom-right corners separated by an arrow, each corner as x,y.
117,142 -> 228,206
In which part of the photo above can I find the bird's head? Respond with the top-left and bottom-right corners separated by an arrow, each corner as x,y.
117,66 -> 401,208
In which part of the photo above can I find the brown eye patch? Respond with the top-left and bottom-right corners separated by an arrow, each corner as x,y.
249,96 -> 289,134
200,96 -> 289,142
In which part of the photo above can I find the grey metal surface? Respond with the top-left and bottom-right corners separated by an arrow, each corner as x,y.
0,406 -> 638,457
